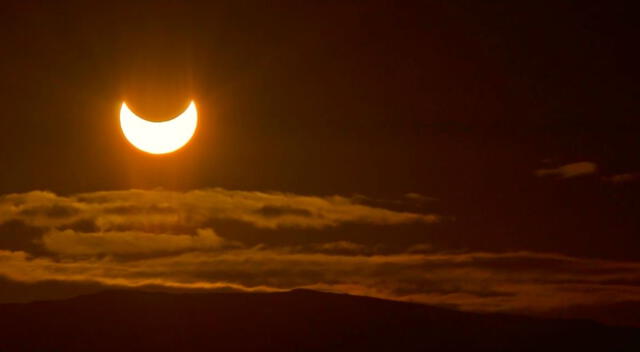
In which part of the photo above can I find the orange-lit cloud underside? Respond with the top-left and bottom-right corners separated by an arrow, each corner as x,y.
1,189 -> 639,318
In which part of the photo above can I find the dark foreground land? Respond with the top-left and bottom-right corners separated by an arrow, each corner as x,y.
0,289 -> 638,351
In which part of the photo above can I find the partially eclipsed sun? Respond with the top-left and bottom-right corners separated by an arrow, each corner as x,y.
119,101 -> 197,154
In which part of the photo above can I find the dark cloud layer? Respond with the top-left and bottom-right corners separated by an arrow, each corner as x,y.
1,248 -> 639,319
1,188 -> 639,326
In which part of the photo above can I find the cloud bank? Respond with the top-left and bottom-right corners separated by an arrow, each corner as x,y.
1,247 -> 639,316
0,189 -> 438,230
1,188 -> 639,324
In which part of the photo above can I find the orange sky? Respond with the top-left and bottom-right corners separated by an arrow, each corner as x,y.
0,0 -> 639,326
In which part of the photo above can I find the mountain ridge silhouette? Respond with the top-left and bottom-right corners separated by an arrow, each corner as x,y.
0,288 -> 638,351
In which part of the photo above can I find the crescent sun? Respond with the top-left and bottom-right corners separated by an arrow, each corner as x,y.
120,101 -> 197,154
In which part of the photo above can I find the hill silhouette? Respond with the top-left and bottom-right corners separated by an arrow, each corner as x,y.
0,289 -> 637,351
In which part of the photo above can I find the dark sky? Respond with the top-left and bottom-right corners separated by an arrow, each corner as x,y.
0,0 -> 639,324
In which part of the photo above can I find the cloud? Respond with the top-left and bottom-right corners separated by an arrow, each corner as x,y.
42,228 -> 230,256
0,189 -> 439,230
406,243 -> 433,253
312,241 -> 367,254
404,193 -> 433,202
1,188 -> 639,326
1,246 -> 640,318
535,161 -> 597,179
0,220 -> 45,253
603,172 -> 640,184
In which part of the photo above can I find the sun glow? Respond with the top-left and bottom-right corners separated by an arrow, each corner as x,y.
120,101 -> 197,154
